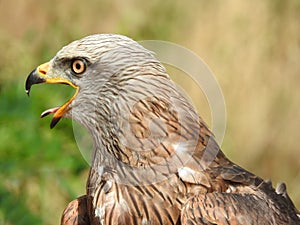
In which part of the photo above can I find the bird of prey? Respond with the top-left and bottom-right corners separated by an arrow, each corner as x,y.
25,34 -> 300,225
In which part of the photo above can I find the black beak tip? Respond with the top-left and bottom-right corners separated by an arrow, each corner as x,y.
25,69 -> 46,96
50,117 -> 61,129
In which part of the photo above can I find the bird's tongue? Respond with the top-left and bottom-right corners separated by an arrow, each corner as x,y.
40,107 -> 60,118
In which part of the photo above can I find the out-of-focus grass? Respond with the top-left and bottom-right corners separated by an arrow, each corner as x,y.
0,0 -> 299,224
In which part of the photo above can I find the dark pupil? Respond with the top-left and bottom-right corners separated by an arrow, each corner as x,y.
76,62 -> 81,70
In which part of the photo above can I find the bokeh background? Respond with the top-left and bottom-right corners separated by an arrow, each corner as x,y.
0,0 -> 299,224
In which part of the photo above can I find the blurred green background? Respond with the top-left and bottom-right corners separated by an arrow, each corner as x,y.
0,0 -> 299,224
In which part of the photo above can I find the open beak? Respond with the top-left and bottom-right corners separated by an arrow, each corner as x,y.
25,62 -> 79,128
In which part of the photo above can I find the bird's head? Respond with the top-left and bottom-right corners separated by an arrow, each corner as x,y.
25,34 -> 169,129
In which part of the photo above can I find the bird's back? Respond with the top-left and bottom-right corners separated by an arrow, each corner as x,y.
84,117 -> 300,224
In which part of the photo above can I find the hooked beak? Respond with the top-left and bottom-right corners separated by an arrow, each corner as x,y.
25,62 -> 79,128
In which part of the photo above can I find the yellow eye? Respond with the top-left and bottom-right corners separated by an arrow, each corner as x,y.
71,59 -> 86,74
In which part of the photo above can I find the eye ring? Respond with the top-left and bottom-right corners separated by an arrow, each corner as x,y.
71,59 -> 86,75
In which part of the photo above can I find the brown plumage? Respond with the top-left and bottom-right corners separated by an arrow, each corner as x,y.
25,34 -> 300,224
61,195 -> 90,225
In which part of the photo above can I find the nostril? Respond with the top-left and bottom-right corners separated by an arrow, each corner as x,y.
38,62 -> 50,76
39,68 -> 47,75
